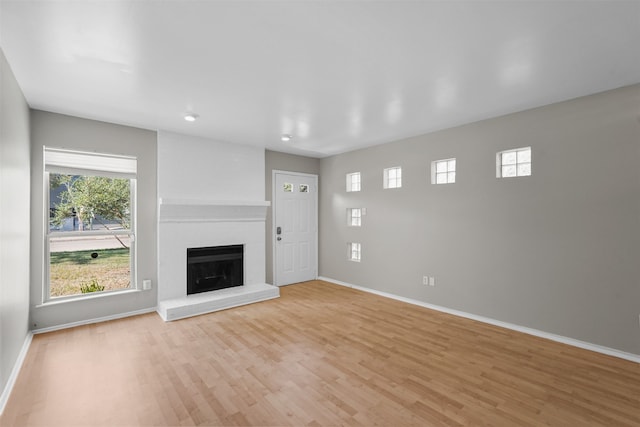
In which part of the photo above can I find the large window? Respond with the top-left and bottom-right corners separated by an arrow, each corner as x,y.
44,147 -> 137,300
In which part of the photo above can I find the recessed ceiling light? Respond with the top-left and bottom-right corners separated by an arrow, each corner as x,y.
281,134 -> 293,142
184,113 -> 198,122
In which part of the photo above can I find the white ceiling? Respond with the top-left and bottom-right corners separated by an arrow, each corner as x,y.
1,1 -> 639,158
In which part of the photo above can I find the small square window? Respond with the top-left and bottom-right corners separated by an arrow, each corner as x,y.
497,147 -> 531,178
299,184 -> 309,193
346,172 -> 361,192
347,208 -> 362,227
348,242 -> 361,262
383,167 -> 402,189
283,183 -> 293,192
432,158 -> 456,184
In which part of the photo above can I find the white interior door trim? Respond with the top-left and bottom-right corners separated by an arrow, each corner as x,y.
272,170 -> 318,286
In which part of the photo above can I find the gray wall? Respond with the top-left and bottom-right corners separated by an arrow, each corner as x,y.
319,84 -> 640,355
265,150 -> 320,284
0,48 -> 30,405
30,111 -> 158,329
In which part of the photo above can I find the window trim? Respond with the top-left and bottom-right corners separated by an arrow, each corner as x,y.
43,148 -> 138,303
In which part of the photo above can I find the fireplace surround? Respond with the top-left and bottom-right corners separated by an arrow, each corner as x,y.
156,198 -> 279,321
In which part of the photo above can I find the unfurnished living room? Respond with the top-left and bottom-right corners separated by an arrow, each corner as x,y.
1,1 -> 640,426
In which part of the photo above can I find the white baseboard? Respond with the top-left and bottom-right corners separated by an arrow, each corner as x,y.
0,332 -> 33,416
32,307 -> 158,335
318,276 -> 640,364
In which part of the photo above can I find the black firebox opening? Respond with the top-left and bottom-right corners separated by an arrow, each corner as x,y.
187,244 -> 243,295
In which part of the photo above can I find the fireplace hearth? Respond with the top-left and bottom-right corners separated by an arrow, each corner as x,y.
187,244 -> 243,295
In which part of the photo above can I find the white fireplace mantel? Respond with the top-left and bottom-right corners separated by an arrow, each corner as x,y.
157,197 -> 277,318
159,198 -> 270,223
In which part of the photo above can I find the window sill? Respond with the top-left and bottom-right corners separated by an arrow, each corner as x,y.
36,288 -> 145,308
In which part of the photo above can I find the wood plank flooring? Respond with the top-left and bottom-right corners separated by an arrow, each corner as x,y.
1,280 -> 639,426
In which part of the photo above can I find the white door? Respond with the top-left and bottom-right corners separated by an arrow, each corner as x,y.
274,172 -> 318,286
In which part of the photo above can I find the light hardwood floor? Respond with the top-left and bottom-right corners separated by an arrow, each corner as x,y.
2,280 -> 639,426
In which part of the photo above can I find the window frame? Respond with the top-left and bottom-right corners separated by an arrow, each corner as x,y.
348,242 -> 361,262
346,172 -> 361,192
43,148 -> 138,302
431,158 -> 456,184
347,208 -> 362,227
383,166 -> 402,189
497,146 -> 531,178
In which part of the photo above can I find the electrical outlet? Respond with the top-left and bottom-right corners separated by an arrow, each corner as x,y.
429,277 -> 435,287
423,276 -> 429,285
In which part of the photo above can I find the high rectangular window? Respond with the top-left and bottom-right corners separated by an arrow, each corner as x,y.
383,167 -> 402,189
346,172 -> 361,192
348,242 -> 361,262
497,147 -> 531,178
347,208 -> 362,227
432,158 -> 456,184
44,147 -> 137,300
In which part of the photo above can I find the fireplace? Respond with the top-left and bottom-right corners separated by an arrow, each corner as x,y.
187,244 -> 243,295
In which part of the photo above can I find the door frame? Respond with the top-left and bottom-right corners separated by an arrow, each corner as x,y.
271,170 -> 319,286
